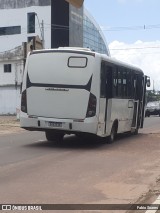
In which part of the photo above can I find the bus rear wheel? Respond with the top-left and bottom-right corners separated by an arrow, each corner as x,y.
45,131 -> 64,142
107,123 -> 117,143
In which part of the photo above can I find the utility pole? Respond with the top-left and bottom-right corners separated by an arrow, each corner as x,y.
41,20 -> 45,49
35,13 -> 45,49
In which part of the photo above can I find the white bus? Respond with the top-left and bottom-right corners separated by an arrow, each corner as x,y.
20,48 -> 150,143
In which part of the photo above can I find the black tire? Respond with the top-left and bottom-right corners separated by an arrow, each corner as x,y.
145,112 -> 150,117
107,123 -> 117,143
45,131 -> 64,142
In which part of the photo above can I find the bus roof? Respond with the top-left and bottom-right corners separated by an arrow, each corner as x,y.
30,47 -> 96,57
101,54 -> 144,74
30,47 -> 143,74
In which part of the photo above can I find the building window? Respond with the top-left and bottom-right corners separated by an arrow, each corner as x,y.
0,26 -> 21,36
28,36 -> 35,42
27,12 -> 35,34
4,64 -> 12,73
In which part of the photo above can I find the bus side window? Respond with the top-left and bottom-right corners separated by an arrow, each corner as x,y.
100,62 -> 107,98
113,69 -> 117,97
106,65 -> 113,99
135,74 -> 143,100
100,62 -> 113,99
117,68 -> 122,97
122,70 -> 127,98
127,71 -> 132,98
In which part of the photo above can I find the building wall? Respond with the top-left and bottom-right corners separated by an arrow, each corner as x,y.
0,59 -> 23,86
69,5 -> 83,47
0,6 -> 51,52
0,86 -> 20,115
83,9 -> 110,56
51,0 -> 69,48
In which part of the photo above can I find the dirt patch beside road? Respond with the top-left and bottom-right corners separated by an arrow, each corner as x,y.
0,116 -> 24,135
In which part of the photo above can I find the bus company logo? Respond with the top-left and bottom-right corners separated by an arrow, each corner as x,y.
2,205 -> 12,211
45,88 -> 69,92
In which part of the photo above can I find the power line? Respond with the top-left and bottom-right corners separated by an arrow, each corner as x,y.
110,51 -> 160,56
101,24 -> 160,32
110,46 -> 160,51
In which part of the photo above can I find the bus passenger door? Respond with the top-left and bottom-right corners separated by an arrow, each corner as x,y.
131,74 -> 143,130
98,62 -> 112,136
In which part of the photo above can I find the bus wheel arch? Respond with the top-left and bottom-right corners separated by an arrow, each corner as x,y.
107,120 -> 118,143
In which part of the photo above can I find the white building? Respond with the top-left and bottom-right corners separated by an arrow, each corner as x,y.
0,46 -> 23,114
0,0 -> 109,115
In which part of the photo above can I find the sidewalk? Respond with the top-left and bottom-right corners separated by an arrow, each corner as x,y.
0,116 -> 21,135
0,115 -> 20,127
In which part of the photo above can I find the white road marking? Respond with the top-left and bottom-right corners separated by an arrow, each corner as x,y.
145,195 -> 160,213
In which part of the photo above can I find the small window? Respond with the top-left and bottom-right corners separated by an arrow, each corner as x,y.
0,26 -> 21,36
28,36 -> 35,42
4,64 -> 12,73
27,12 -> 35,34
68,57 -> 88,68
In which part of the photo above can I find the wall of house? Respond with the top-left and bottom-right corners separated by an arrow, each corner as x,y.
0,59 -> 23,86
0,58 -> 23,114
0,86 -> 20,115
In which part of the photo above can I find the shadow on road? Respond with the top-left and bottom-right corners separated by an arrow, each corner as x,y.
24,132 -> 144,151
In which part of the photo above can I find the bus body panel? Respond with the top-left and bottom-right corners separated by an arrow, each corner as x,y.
20,112 -> 98,135
20,49 -> 101,135
26,52 -> 95,120
27,87 -> 90,119
110,99 -> 134,133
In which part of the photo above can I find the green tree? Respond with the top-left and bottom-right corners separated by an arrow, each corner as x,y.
146,90 -> 160,103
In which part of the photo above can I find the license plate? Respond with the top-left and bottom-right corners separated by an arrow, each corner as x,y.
47,122 -> 62,128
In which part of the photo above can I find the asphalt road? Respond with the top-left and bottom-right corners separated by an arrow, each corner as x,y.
0,116 -> 160,213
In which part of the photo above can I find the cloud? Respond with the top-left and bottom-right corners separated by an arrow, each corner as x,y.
109,40 -> 160,90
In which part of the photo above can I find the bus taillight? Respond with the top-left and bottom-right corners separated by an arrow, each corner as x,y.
86,93 -> 97,117
21,90 -> 27,113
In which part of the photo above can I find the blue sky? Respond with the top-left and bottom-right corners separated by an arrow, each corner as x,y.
84,0 -> 160,44
84,0 -> 160,90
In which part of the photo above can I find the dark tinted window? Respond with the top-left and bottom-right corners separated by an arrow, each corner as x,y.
4,64 -> 12,73
101,61 -> 143,99
27,13 -> 35,33
117,68 -> 122,97
100,61 -> 113,98
0,26 -> 21,36
100,62 -> 107,98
